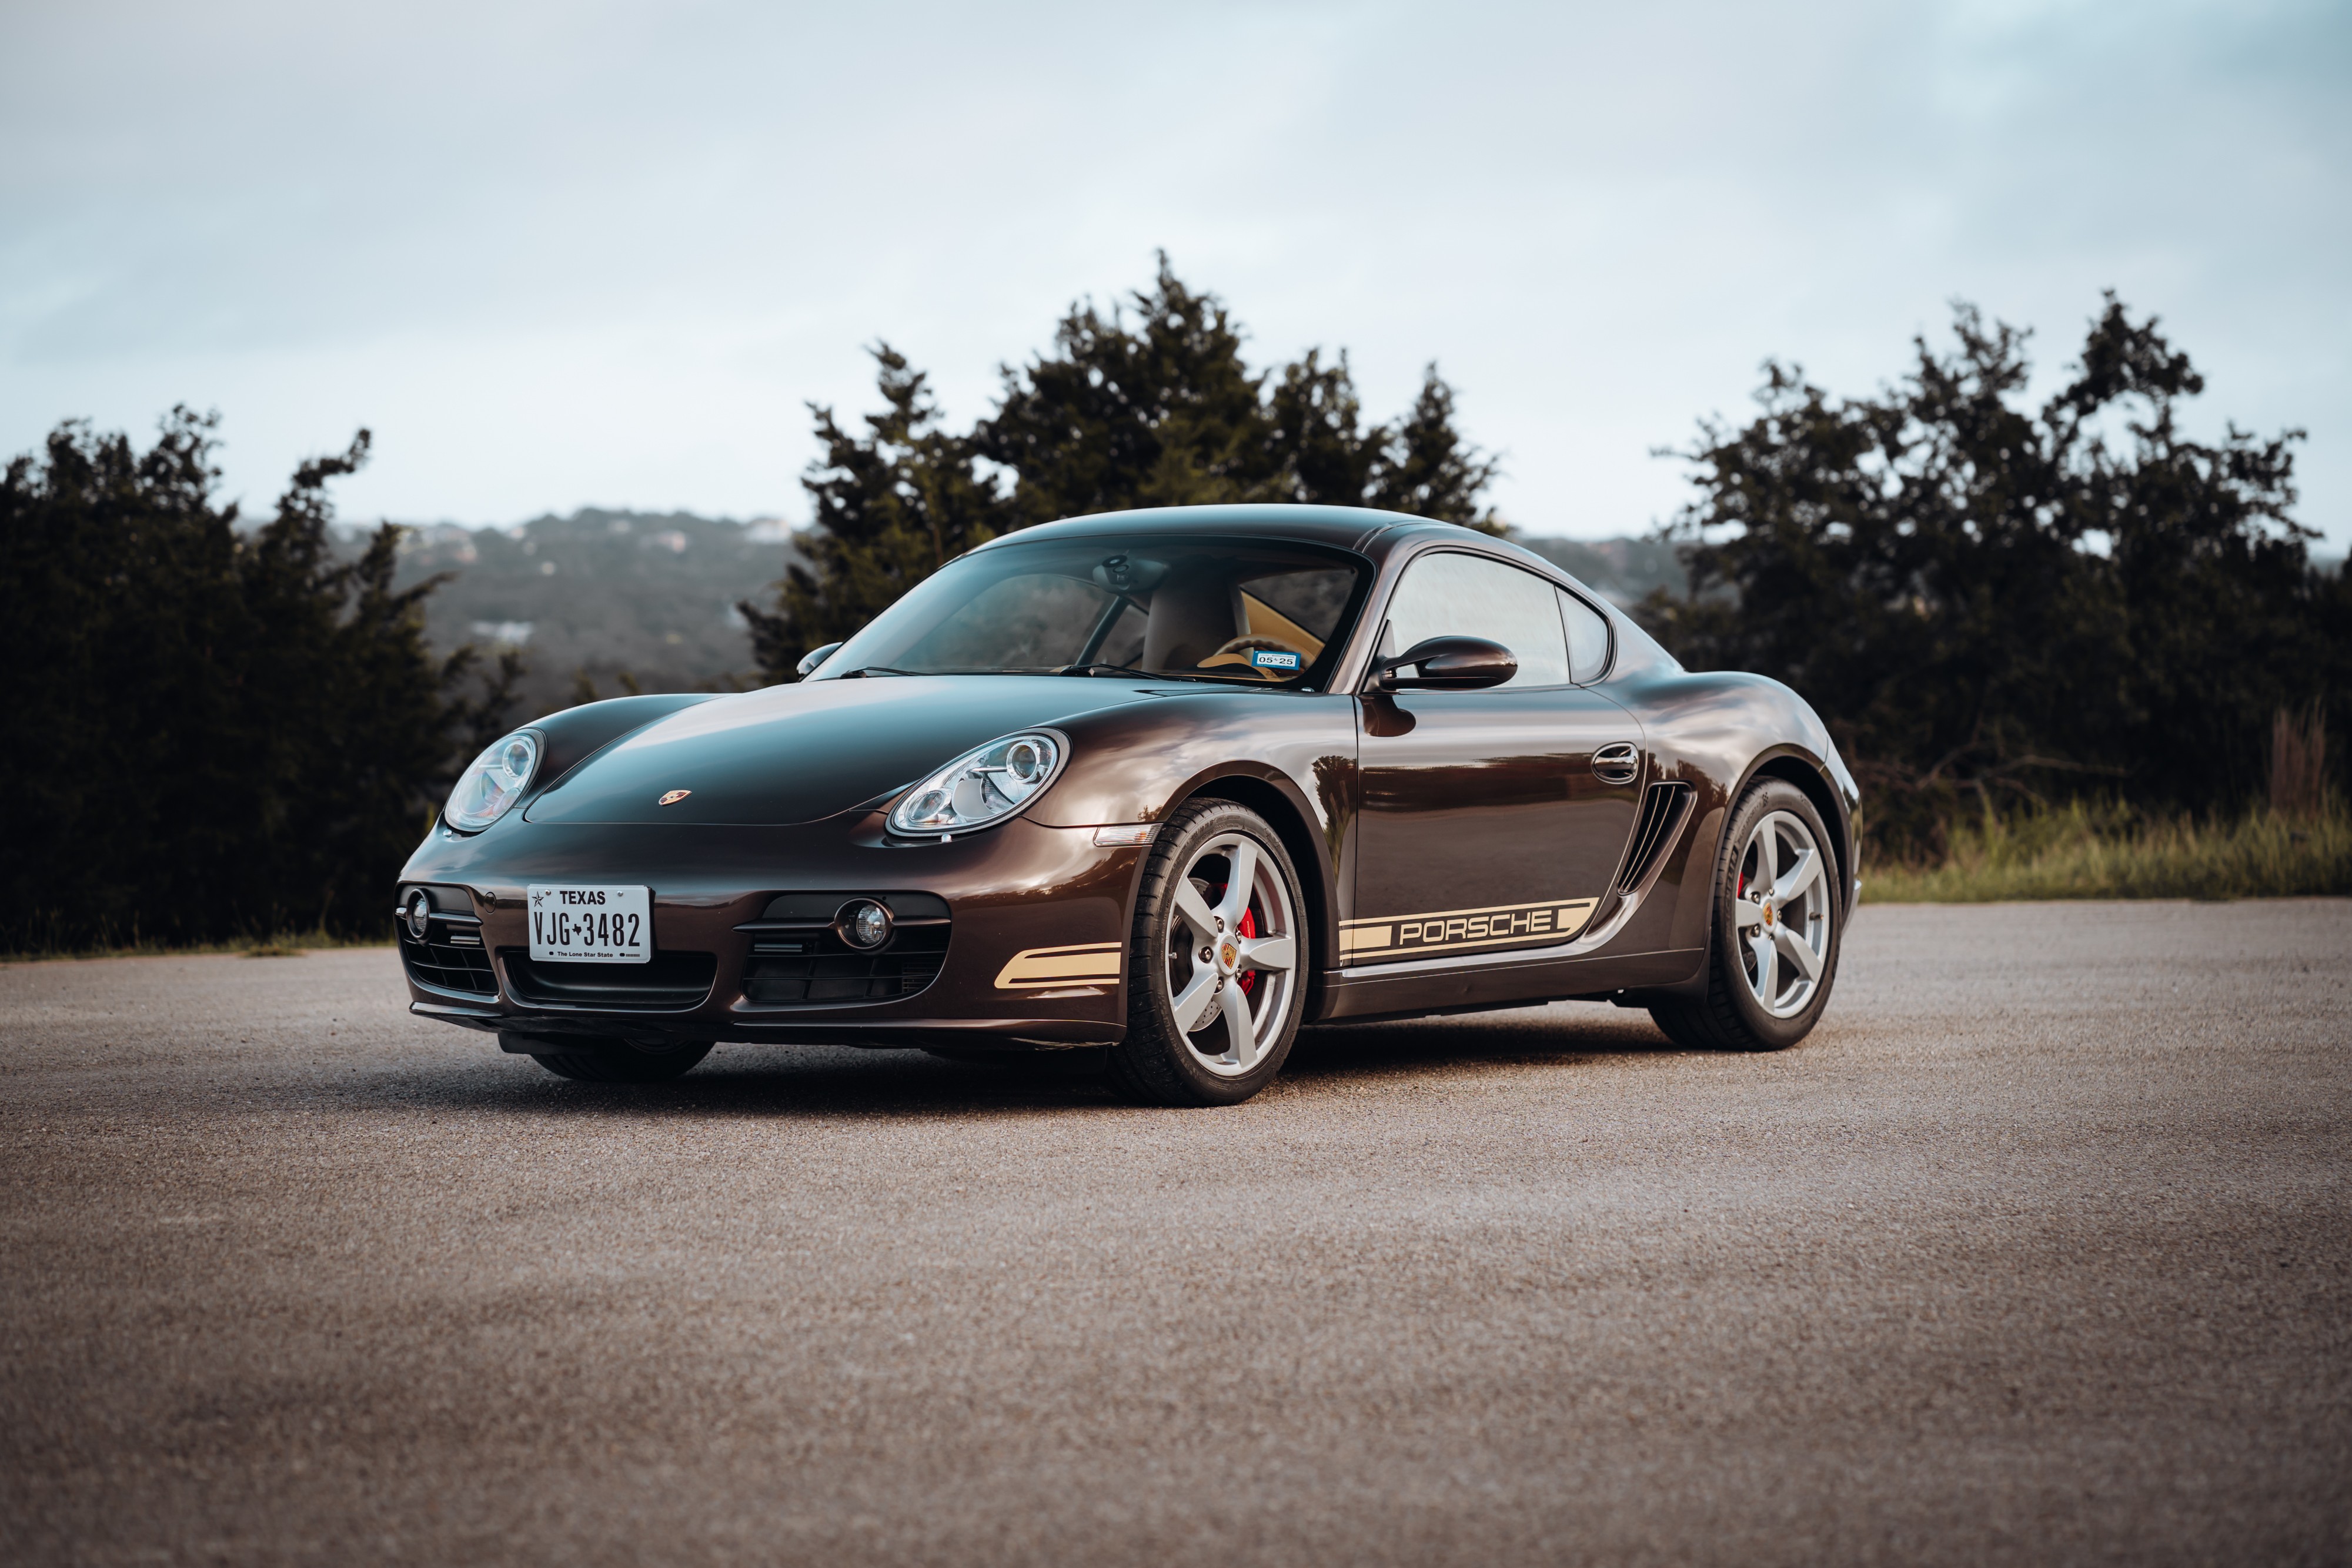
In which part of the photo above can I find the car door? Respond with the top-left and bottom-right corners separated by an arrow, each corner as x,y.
1345,550 -> 1643,965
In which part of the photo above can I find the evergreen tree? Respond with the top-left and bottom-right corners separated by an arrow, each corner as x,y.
743,259 -> 1501,680
739,348 -> 1008,678
0,410 -> 518,948
1641,296 -> 2346,853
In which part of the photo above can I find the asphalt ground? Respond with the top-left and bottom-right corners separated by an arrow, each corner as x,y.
2,901 -> 2348,1567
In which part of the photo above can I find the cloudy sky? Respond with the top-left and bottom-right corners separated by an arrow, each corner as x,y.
4,0 -> 2346,544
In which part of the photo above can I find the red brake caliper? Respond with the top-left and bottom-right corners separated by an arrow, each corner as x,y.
1236,905 -> 1257,994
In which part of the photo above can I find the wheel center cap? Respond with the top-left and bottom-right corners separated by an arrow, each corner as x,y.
1761,899 -> 1776,928
1218,941 -> 1238,971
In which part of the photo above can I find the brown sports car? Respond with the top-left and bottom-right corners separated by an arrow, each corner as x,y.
396,504 -> 1859,1104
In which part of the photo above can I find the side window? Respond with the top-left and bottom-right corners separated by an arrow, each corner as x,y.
1558,588 -> 1612,683
1379,553 -> 1571,688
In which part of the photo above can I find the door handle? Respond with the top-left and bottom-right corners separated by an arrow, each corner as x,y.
1592,743 -> 1641,784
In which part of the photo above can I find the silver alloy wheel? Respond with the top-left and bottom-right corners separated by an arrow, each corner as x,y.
1733,808 -> 1834,1018
1162,830 -> 1299,1077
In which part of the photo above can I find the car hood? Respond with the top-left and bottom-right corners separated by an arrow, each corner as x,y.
521,676 -> 1167,827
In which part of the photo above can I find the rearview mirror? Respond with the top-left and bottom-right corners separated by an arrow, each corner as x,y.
796,641 -> 844,678
1372,636 -> 1516,691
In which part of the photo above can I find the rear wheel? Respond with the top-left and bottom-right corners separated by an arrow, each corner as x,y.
504,1033 -> 712,1082
1650,779 -> 1842,1052
1105,801 -> 1307,1106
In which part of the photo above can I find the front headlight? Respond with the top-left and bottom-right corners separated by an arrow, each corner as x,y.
444,730 -> 540,832
888,731 -> 1064,838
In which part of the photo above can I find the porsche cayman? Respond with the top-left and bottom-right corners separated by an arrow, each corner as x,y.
395,504 -> 1859,1104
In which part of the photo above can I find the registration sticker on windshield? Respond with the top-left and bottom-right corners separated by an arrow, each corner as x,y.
1249,648 -> 1301,671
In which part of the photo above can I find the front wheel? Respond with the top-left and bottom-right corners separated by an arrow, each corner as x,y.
1105,800 -> 1308,1106
505,1033 -> 712,1082
1650,779 -> 1843,1052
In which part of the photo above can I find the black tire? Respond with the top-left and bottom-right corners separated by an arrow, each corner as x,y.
504,1033 -> 712,1082
1650,778 -> 1843,1052
1105,800 -> 1309,1107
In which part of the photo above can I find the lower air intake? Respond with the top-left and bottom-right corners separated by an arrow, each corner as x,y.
740,921 -> 951,1007
399,933 -> 497,997
742,948 -> 949,1005
736,895 -> 951,1008
499,950 -> 719,1010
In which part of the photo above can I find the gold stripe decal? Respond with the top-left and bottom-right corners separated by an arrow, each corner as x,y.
995,942 -> 1124,990
1341,897 -> 1598,961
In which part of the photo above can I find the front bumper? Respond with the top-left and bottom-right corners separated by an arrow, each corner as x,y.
395,815 -> 1141,1048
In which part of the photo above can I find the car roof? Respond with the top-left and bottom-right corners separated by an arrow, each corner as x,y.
974,503 -> 1572,578
963,503 -> 1667,674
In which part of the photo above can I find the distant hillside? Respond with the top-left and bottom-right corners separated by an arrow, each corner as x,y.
389,509 -> 803,721
386,510 -> 1681,721
1512,534 -> 1686,606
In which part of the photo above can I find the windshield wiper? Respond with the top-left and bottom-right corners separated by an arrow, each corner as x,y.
1056,662 -> 1165,678
839,666 -> 927,678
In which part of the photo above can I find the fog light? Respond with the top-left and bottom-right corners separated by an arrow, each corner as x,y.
838,899 -> 893,950
403,889 -> 433,940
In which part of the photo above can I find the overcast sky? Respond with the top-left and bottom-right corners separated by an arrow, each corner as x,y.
4,0 -> 2347,544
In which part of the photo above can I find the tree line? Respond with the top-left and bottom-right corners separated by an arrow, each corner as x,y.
0,412 -> 517,950
1644,295 -> 2348,853
4,265 -> 2340,948
1,262 -> 1500,950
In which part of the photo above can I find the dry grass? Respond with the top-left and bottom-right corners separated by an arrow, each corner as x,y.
1863,803 -> 2352,903
2,928 -> 390,963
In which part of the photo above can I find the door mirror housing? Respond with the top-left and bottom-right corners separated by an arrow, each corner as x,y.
1372,636 -> 1516,691
795,641 -> 844,678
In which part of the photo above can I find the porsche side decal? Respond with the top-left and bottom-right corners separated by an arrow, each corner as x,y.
994,942 -> 1124,990
1339,897 -> 1598,961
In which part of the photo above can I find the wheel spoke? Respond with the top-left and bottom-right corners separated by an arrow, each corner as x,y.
1753,823 -> 1779,887
1221,984 -> 1257,1067
1775,924 -> 1823,982
1165,827 -> 1298,1078
1772,848 -> 1822,906
1239,933 -> 1295,972
1733,899 -> 1765,929
1171,965 -> 1221,1032
1748,931 -> 1776,1003
1173,880 -> 1221,942
1217,839 -> 1258,926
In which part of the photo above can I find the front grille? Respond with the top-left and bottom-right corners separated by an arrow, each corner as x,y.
1616,783 -> 1695,894
737,891 -> 950,1008
399,932 -> 497,995
499,950 -> 719,1011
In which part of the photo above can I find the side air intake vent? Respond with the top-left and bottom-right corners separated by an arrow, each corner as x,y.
1616,783 -> 1695,895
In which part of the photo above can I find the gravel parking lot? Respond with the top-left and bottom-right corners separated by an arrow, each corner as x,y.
3,900 -> 2347,1566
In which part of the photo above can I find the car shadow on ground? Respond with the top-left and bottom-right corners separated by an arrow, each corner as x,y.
338,1002 -> 1685,1121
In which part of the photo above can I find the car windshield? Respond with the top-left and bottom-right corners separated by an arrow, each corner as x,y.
810,536 -> 1371,686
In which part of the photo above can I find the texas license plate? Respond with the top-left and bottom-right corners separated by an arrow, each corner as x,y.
526,884 -> 652,963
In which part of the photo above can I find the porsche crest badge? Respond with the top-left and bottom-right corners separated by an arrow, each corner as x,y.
657,789 -> 691,807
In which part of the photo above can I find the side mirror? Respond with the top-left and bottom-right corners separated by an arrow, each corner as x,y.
796,641 -> 844,678
1372,636 -> 1516,691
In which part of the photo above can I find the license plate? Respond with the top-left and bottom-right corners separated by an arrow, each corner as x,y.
527,884 -> 652,964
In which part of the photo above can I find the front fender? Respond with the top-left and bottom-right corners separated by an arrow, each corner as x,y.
1028,690 -> 1359,953
1029,692 -> 1355,838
